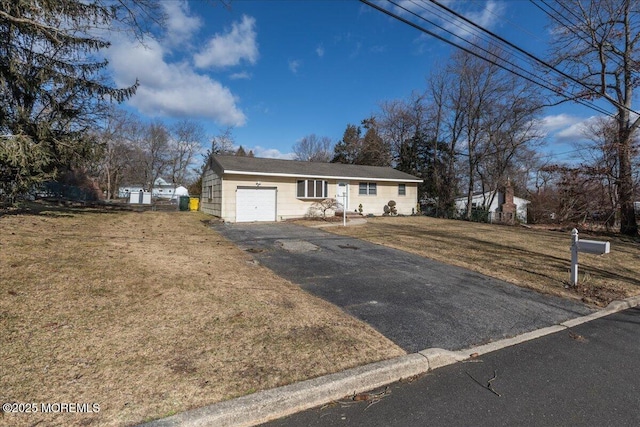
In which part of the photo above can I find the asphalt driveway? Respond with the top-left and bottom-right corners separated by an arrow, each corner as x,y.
213,222 -> 594,353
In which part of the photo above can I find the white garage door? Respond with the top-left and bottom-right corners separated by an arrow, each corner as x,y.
236,188 -> 277,222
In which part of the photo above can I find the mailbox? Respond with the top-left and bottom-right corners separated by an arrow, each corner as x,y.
570,229 -> 611,286
577,239 -> 610,255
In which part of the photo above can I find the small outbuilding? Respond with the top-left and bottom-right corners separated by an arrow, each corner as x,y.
118,177 -> 188,200
201,155 -> 422,222
454,181 -> 530,224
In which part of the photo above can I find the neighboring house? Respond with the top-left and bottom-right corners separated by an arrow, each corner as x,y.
201,155 -> 422,222
118,177 -> 189,200
454,182 -> 530,224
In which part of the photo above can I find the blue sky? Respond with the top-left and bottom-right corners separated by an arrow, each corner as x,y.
105,0 -> 607,161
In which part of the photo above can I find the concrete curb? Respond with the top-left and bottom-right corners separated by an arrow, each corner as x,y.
142,354 -> 430,427
140,295 -> 640,427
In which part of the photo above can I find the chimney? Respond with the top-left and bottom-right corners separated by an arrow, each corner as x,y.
500,178 -> 517,223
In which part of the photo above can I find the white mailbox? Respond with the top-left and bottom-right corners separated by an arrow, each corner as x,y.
577,239 -> 610,255
570,229 -> 610,286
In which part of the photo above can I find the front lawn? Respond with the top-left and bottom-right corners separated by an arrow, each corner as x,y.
0,206 -> 403,426
325,216 -> 640,306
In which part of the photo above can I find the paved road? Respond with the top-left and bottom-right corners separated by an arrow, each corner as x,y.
214,223 -> 593,353
263,307 -> 640,427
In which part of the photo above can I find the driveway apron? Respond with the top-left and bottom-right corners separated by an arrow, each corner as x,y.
213,223 -> 594,353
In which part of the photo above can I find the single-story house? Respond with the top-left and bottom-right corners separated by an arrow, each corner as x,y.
201,155 -> 422,222
454,182 -> 529,224
118,177 -> 188,200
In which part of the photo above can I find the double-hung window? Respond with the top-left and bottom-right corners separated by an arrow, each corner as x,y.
296,179 -> 328,198
359,182 -> 377,195
398,184 -> 406,196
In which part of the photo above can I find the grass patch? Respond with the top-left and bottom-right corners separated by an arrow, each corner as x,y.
325,216 -> 640,306
0,207 -> 403,426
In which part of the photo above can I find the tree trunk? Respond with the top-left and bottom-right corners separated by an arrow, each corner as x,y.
466,159 -> 474,220
618,126 -> 637,235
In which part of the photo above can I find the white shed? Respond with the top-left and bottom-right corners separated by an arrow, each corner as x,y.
455,186 -> 529,224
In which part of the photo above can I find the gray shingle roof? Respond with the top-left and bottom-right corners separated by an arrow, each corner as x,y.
212,155 -> 422,182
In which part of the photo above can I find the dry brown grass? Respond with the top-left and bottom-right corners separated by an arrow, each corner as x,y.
325,216 -> 640,306
0,205 -> 403,427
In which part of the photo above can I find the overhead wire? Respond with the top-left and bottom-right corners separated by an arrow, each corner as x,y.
362,0 -> 611,117
359,0 -> 621,162
531,0 -> 626,70
409,0 -> 547,74
424,0 -> 636,116
359,0 -> 628,119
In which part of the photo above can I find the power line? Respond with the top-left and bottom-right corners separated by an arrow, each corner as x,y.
531,0 -> 626,71
424,0 -> 637,116
359,0 -> 631,119
362,0 -> 589,112
408,0 -> 548,76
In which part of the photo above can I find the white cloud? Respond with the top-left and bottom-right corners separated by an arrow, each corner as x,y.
193,15 -> 258,69
459,0 -> 502,30
161,1 -> 202,46
316,44 -> 325,57
229,71 -> 251,80
107,37 -> 246,126
555,119 -> 593,140
393,0 -> 503,40
539,114 -> 602,143
539,113 -> 582,133
288,59 -> 301,74
251,146 -> 296,159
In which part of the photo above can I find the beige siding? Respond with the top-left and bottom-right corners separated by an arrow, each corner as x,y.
200,168 -> 222,217
349,181 -> 418,216
203,174 -> 419,222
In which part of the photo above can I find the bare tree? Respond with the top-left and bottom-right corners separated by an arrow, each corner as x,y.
428,69 -> 466,216
168,120 -> 205,192
128,121 -> 171,192
475,75 -> 545,208
573,116 -> 638,228
437,44 -> 545,219
293,134 -> 333,162
95,108 -> 139,200
447,46 -> 501,219
546,0 -> 640,235
210,127 -> 236,156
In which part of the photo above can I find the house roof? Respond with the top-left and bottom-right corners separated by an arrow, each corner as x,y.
211,155 -> 423,182
454,191 -> 530,203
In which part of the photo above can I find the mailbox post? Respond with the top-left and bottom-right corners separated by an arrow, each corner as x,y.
571,229 -> 579,286
570,228 -> 610,286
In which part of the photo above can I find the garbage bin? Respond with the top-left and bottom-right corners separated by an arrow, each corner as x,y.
179,195 -> 190,211
189,197 -> 199,211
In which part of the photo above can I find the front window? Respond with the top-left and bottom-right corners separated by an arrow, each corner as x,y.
398,184 -> 406,196
297,179 -> 328,198
359,182 -> 377,195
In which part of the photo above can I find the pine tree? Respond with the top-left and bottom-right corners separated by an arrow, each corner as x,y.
0,0 -> 157,202
331,124 -> 361,164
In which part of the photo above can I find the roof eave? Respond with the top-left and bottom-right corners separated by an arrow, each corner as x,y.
221,169 -> 423,183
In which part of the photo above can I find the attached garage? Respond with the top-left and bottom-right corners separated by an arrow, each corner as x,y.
235,187 -> 277,222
